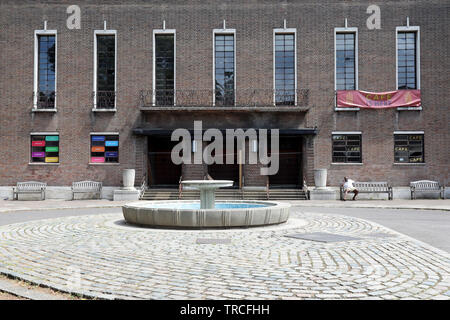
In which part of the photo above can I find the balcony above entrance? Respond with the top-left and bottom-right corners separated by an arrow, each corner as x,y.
139,89 -> 310,112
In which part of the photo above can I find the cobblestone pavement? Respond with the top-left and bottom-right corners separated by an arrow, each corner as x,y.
0,209 -> 449,300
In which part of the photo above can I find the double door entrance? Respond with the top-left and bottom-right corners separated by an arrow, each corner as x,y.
147,135 -> 303,188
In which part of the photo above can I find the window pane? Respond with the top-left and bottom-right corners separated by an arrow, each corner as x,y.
274,33 -> 296,106
215,34 -> 234,105
335,33 -> 355,90
394,134 -> 424,163
332,134 -> 362,163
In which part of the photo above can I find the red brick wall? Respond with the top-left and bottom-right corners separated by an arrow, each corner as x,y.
0,1 -> 448,187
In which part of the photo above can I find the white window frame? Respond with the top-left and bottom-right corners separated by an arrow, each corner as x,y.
33,29 -> 58,112
396,26 -> 421,111
213,28 -> 236,107
393,130 -> 425,164
89,132 -> 120,165
93,29 -> 117,112
273,28 -> 297,106
331,131 -> 363,165
29,132 -> 60,165
152,29 -> 176,106
334,27 -> 359,112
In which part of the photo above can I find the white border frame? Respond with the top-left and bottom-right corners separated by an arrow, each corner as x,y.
89,132 -> 120,165
33,29 -> 58,112
331,131 -> 363,164
212,28 -> 236,106
152,29 -> 176,106
396,26 -> 421,111
334,27 -> 359,112
273,28 -> 297,106
29,132 -> 60,165
93,29 -> 117,112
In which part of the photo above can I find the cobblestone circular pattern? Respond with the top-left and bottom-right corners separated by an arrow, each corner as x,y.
0,209 -> 449,300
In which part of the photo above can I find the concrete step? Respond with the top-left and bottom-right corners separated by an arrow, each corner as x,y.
141,188 -> 308,200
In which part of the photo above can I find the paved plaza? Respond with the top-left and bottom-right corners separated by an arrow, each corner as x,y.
0,204 -> 449,300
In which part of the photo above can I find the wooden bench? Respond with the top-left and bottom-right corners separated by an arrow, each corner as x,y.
340,181 -> 393,200
13,181 -> 46,200
71,181 -> 102,200
410,180 -> 445,199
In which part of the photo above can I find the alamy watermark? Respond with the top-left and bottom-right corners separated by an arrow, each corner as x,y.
171,121 -> 280,176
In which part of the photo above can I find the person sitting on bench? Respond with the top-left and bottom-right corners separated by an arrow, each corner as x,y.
343,177 -> 359,201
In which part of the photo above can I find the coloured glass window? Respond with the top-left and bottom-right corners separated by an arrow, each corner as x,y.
37,35 -> 56,109
394,134 -> 424,163
275,33 -> 295,105
215,34 -> 234,106
90,135 -> 119,163
332,134 -> 362,163
96,35 -> 116,108
31,134 -> 59,163
397,32 -> 417,89
336,33 -> 356,90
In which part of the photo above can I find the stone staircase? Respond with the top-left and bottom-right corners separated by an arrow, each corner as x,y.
140,188 -> 308,201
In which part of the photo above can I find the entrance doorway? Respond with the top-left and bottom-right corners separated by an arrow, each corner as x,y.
147,136 -> 181,187
207,142 -> 239,188
268,136 -> 302,188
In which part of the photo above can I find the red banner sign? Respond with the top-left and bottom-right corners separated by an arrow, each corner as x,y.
337,90 -> 421,109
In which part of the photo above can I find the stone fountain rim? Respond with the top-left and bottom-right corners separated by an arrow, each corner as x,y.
123,200 -> 290,212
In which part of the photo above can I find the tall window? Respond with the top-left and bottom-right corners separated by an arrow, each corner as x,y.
332,134 -> 362,163
31,134 -> 59,163
394,133 -> 424,163
35,34 -> 56,109
95,34 -> 116,109
154,33 -> 175,106
335,32 -> 356,90
274,33 -> 295,105
397,32 -> 417,89
214,33 -> 234,106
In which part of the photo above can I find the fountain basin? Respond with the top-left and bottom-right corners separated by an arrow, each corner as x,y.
122,200 -> 291,228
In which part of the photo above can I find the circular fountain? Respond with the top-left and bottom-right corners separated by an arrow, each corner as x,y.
122,180 -> 290,228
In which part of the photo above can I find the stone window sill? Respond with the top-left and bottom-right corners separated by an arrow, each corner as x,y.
32,108 -> 57,113
331,163 -> 363,165
88,163 -> 120,165
92,108 -> 117,112
28,163 -> 59,166
393,162 -> 426,166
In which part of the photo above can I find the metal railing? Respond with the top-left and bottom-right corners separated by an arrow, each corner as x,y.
139,173 -> 147,199
140,89 -> 309,108
178,175 -> 183,199
93,90 -> 116,109
34,91 -> 56,109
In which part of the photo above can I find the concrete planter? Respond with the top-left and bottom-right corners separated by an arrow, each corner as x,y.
122,169 -> 136,190
313,168 -> 328,188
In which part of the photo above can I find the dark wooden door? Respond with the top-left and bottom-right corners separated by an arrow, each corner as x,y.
148,136 -> 181,187
208,145 -> 239,187
269,136 -> 302,187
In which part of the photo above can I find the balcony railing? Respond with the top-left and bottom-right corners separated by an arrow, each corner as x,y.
93,90 -> 116,110
33,91 -> 56,109
140,89 -> 309,109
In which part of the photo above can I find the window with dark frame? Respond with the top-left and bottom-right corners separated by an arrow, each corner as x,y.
155,34 -> 175,106
394,134 -> 424,163
96,35 -> 116,109
275,33 -> 295,105
37,35 -> 56,109
215,34 -> 234,106
31,134 -> 59,163
335,33 -> 356,91
90,135 -> 119,163
397,32 -> 417,90
332,134 -> 362,163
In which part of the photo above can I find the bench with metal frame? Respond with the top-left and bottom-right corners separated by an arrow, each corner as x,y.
71,181 -> 102,200
410,180 -> 445,200
13,181 -> 47,200
340,181 -> 393,200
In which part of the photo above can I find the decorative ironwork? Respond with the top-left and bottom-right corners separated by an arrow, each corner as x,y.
93,91 -> 116,109
34,91 -> 56,109
140,89 -> 309,108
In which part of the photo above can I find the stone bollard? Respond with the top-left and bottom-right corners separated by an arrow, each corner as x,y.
122,169 -> 136,190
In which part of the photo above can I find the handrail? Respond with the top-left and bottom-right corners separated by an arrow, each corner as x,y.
139,173 -> 147,199
178,175 -> 183,199
266,176 -> 270,200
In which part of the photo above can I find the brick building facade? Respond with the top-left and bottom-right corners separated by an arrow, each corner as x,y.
0,0 -> 448,196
